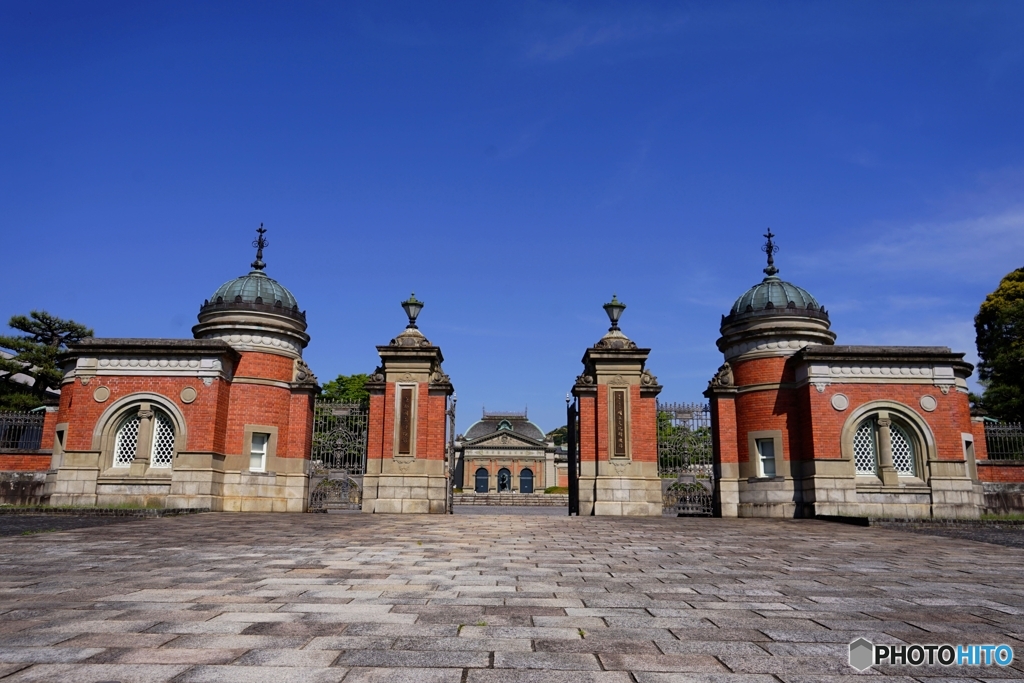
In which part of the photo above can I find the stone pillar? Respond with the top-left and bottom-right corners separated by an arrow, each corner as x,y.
363,296 -> 454,514
572,296 -> 662,516
129,405 -> 154,477
876,414 -> 899,487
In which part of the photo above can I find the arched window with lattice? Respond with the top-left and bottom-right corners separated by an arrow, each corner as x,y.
853,419 -> 877,476
150,412 -> 176,468
889,422 -> 916,476
106,400 -> 181,470
113,413 -> 142,467
849,412 -> 921,480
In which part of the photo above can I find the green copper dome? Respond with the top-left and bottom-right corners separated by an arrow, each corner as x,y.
728,230 -> 824,316
204,225 -> 301,312
730,275 -> 819,315
210,270 -> 299,309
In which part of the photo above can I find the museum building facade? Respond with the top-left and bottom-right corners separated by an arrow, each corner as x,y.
455,411 -> 562,494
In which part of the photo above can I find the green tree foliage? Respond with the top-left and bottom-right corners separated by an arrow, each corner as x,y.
0,311 -> 93,411
546,425 -> 567,445
657,411 -> 677,440
319,373 -> 370,405
975,268 -> 1024,422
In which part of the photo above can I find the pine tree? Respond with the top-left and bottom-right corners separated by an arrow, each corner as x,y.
0,311 -> 93,411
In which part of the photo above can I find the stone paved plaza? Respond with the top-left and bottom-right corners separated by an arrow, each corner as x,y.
1,514 -> 1023,682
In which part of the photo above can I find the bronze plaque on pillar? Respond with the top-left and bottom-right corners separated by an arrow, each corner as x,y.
613,390 -> 626,457
398,387 -> 413,455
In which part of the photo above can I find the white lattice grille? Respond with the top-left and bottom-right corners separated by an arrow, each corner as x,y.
150,412 -> 175,468
890,423 -> 916,476
853,420 -> 877,475
113,415 -> 141,466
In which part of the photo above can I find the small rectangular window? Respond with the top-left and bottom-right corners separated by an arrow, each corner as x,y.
756,438 -> 776,478
250,433 -> 269,472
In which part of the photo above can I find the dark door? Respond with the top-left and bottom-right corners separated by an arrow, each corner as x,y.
520,468 -> 534,493
474,468 -> 489,493
497,468 -> 511,492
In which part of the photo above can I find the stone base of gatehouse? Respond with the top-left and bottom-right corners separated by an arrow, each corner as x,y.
578,471 -> 663,517
716,462 -> 984,520
47,451 -> 310,512
362,459 -> 448,514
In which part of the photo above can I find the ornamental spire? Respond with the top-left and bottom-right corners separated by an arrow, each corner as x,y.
761,229 -> 779,277
251,223 -> 268,271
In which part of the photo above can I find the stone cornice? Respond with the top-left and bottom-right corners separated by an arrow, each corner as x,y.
63,350 -> 234,384
794,353 -> 968,395
798,345 -> 973,373
200,331 -> 304,359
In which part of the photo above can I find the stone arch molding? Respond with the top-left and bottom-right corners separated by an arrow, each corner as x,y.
839,399 -> 936,481
91,392 -> 189,466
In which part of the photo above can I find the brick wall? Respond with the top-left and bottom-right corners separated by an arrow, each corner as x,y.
0,453 -> 51,472
367,388 -> 389,462
977,461 -> 1024,483
40,410 -> 57,450
56,375 -> 232,453
971,420 -> 989,460
577,394 -> 597,465
54,350 -> 312,462
805,383 -> 972,462
723,354 -> 974,468
630,386 -> 658,462
708,394 -> 738,465
367,382 -> 449,462
224,381 -> 294,456
234,352 -> 294,383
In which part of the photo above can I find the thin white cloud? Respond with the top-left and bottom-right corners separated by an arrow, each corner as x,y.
796,205 -> 1024,284
521,9 -> 688,62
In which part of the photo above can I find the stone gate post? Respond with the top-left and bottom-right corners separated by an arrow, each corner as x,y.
572,296 -> 663,516
363,295 -> 454,514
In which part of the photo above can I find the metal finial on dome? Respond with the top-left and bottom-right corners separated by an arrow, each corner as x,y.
251,224 -> 268,271
761,229 -> 779,277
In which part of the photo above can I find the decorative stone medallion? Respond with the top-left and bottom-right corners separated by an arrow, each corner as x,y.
830,393 -> 849,411
920,395 -> 937,412
92,386 -> 110,403
180,386 -> 198,404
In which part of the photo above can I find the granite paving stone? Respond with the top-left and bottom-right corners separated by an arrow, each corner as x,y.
0,513 -> 1022,681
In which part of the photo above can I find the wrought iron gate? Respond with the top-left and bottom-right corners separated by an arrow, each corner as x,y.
658,402 -> 715,516
308,401 -> 368,512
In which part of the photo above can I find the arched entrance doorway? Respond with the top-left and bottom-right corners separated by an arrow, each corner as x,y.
497,468 -> 512,492
520,468 -> 534,493
474,468 -> 489,493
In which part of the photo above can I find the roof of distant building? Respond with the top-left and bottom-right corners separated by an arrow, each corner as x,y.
464,410 -> 546,441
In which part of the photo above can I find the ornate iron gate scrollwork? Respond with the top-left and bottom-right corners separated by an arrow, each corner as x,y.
658,402 -> 714,516
308,401 -> 368,512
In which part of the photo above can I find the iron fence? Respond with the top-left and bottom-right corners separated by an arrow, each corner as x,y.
0,411 -> 45,450
311,401 -> 368,474
657,402 -> 714,516
308,401 -> 369,513
985,422 -> 1024,460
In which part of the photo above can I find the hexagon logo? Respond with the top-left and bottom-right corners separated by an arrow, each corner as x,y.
849,638 -> 874,671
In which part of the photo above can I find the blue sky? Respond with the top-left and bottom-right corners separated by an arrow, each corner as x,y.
2,2 -> 1023,433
